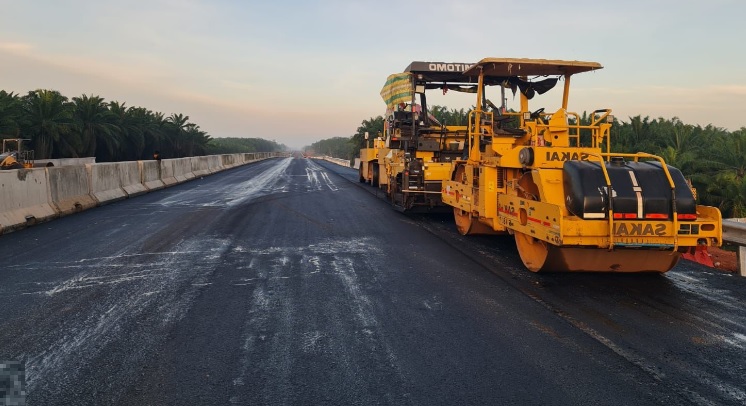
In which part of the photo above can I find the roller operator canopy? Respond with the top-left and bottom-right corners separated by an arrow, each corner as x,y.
381,61 -> 503,109
403,61 -> 479,83
464,58 -> 603,77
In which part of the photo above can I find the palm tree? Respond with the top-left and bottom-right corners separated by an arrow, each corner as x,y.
143,110 -> 168,159
72,94 -> 119,160
714,128 -> 746,180
0,91 -> 24,138
109,101 -> 145,161
705,172 -> 746,218
166,113 -> 190,157
184,124 -> 211,156
21,89 -> 75,159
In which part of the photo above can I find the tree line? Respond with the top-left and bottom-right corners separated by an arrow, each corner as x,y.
206,137 -> 286,155
0,89 -> 282,162
305,106 -> 746,218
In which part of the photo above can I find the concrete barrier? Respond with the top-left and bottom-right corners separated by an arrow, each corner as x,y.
191,156 -> 210,177
207,155 -> 223,173
221,154 -> 236,168
0,169 -> 57,233
0,152 -> 283,234
160,159 -> 178,186
87,163 -> 127,205
46,165 -> 96,215
140,160 -> 165,191
34,157 -> 97,167
118,161 -> 147,197
234,153 -> 245,165
172,158 -> 194,183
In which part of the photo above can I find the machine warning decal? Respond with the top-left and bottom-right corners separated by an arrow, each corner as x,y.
614,223 -> 666,236
427,63 -> 473,72
546,151 -> 590,161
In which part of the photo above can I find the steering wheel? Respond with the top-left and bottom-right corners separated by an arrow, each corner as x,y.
530,107 -> 545,119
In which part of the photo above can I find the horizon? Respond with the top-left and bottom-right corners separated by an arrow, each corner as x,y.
2,1 -> 744,150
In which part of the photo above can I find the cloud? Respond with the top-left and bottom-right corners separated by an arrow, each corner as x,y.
0,42 -> 34,52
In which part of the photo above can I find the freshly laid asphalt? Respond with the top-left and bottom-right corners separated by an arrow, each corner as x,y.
0,157 -> 744,405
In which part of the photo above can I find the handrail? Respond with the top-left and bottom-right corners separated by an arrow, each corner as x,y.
723,219 -> 746,245
583,152 -> 615,250
722,219 -> 746,276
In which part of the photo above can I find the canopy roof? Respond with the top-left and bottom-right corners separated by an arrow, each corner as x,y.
463,58 -> 603,77
403,61 -> 479,83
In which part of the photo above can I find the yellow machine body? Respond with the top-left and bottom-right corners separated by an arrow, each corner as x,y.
358,136 -> 387,186
0,138 -> 34,170
440,58 -> 722,273
360,62 -> 476,211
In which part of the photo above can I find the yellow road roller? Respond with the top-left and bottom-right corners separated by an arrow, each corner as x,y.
440,58 -> 722,272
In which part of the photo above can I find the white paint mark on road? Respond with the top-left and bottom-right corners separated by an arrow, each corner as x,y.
305,159 -> 339,192
22,237 -> 232,392
229,237 -> 386,404
156,158 -> 293,208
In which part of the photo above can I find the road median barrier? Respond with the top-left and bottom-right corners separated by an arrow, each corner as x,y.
221,154 -> 237,168
140,160 -> 165,191
0,169 -> 57,234
47,165 -> 96,215
0,152 -> 286,235
172,158 -> 195,183
87,163 -> 127,205
190,156 -> 210,177
118,161 -> 148,197
160,159 -> 177,186
207,155 -> 223,173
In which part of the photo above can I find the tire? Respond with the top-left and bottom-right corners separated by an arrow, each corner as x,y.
372,163 -> 380,187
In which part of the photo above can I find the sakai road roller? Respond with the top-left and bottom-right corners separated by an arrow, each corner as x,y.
360,62 -> 479,211
440,58 -> 723,273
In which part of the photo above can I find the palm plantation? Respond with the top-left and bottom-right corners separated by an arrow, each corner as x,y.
0,89 -> 221,162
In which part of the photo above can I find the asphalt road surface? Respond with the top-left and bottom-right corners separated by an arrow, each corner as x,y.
1,157 -> 745,406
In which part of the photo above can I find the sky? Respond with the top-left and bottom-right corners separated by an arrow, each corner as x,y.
1,0 -> 745,149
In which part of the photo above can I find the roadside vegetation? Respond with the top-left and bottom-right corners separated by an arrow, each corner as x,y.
205,137 -> 285,155
0,89 -> 282,162
305,107 -> 746,218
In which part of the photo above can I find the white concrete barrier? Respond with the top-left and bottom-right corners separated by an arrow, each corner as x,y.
221,154 -> 236,168
46,166 -> 96,215
0,152 -> 284,234
140,160 -> 165,191
160,159 -> 178,186
34,157 -> 97,167
172,158 -> 194,183
191,156 -> 211,177
118,161 -> 147,197
87,163 -> 127,205
320,156 -> 353,168
0,169 -> 57,233
207,155 -> 223,173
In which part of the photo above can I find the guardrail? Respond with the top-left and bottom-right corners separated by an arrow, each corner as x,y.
0,152 -> 286,235
317,156 -> 353,168
723,219 -> 746,277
